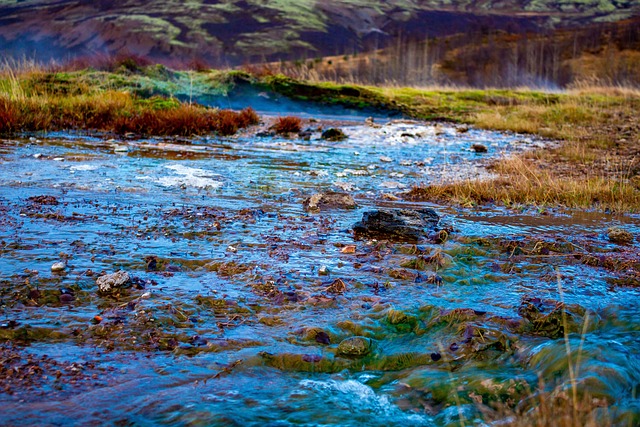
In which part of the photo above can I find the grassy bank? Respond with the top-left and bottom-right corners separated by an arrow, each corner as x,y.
0,64 -> 258,136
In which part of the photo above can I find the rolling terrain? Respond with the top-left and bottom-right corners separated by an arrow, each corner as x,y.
0,0 -> 638,66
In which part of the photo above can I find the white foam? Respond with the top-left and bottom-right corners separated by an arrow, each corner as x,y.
299,379 -> 429,424
70,164 -> 99,172
155,164 -> 223,189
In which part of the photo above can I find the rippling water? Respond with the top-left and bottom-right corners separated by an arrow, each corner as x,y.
0,121 -> 638,426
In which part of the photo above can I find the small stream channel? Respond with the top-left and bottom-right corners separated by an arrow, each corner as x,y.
0,120 -> 638,426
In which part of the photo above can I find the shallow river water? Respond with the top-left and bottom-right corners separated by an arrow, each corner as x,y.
0,121 -> 639,426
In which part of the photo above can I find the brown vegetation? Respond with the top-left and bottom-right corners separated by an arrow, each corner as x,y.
0,93 -> 259,136
271,116 -> 303,134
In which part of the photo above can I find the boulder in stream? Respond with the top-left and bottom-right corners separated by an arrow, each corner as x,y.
303,191 -> 357,212
96,270 -> 131,293
353,208 -> 439,242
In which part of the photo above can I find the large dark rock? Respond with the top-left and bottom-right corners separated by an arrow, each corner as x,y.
321,128 -> 347,141
353,208 -> 439,242
303,191 -> 357,212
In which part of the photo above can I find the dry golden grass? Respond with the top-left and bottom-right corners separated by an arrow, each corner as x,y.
394,85 -> 640,212
407,156 -> 640,212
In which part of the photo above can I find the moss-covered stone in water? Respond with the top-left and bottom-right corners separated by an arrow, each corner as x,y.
337,336 -> 374,358
368,352 -> 431,371
430,308 -> 484,326
300,327 -> 333,344
0,326 -> 71,343
388,269 -> 418,281
401,251 -> 453,271
517,297 -> 586,338
258,352 -> 347,373
335,320 -> 365,336
205,261 -> 253,277
387,309 -> 416,326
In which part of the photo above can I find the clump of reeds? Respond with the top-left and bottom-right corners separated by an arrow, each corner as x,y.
271,116 -> 302,134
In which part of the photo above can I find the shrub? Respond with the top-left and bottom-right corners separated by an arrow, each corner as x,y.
238,107 -> 260,127
272,116 -> 302,134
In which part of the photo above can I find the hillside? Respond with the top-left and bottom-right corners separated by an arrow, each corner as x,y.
270,15 -> 640,88
0,0 -> 638,66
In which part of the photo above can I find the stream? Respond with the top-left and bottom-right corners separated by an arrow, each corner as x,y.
0,120 -> 638,426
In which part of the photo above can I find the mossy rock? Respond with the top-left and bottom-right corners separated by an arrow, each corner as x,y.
337,336 -> 374,358
259,352 -> 347,373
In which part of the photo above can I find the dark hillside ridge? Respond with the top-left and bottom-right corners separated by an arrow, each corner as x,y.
0,0 -> 638,66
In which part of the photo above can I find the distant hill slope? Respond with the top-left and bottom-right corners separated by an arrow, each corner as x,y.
0,0 -> 638,65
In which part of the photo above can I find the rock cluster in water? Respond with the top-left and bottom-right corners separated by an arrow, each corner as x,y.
353,208 -> 439,242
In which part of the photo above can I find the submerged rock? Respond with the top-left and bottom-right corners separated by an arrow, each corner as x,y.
321,128 -> 347,141
607,226 -> 634,244
96,270 -> 131,293
353,208 -> 439,242
337,336 -> 374,358
517,296 -> 586,338
303,191 -> 357,212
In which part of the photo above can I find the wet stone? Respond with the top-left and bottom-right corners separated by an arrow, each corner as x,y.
303,191 -> 356,212
51,262 -> 66,272
96,270 -> 131,293
321,128 -> 347,141
325,278 -> 347,294
471,143 -> 488,153
337,336 -> 373,358
607,226 -> 634,244
353,208 -> 439,242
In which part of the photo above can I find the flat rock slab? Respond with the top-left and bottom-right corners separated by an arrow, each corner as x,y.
353,208 -> 439,242
303,191 -> 357,212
